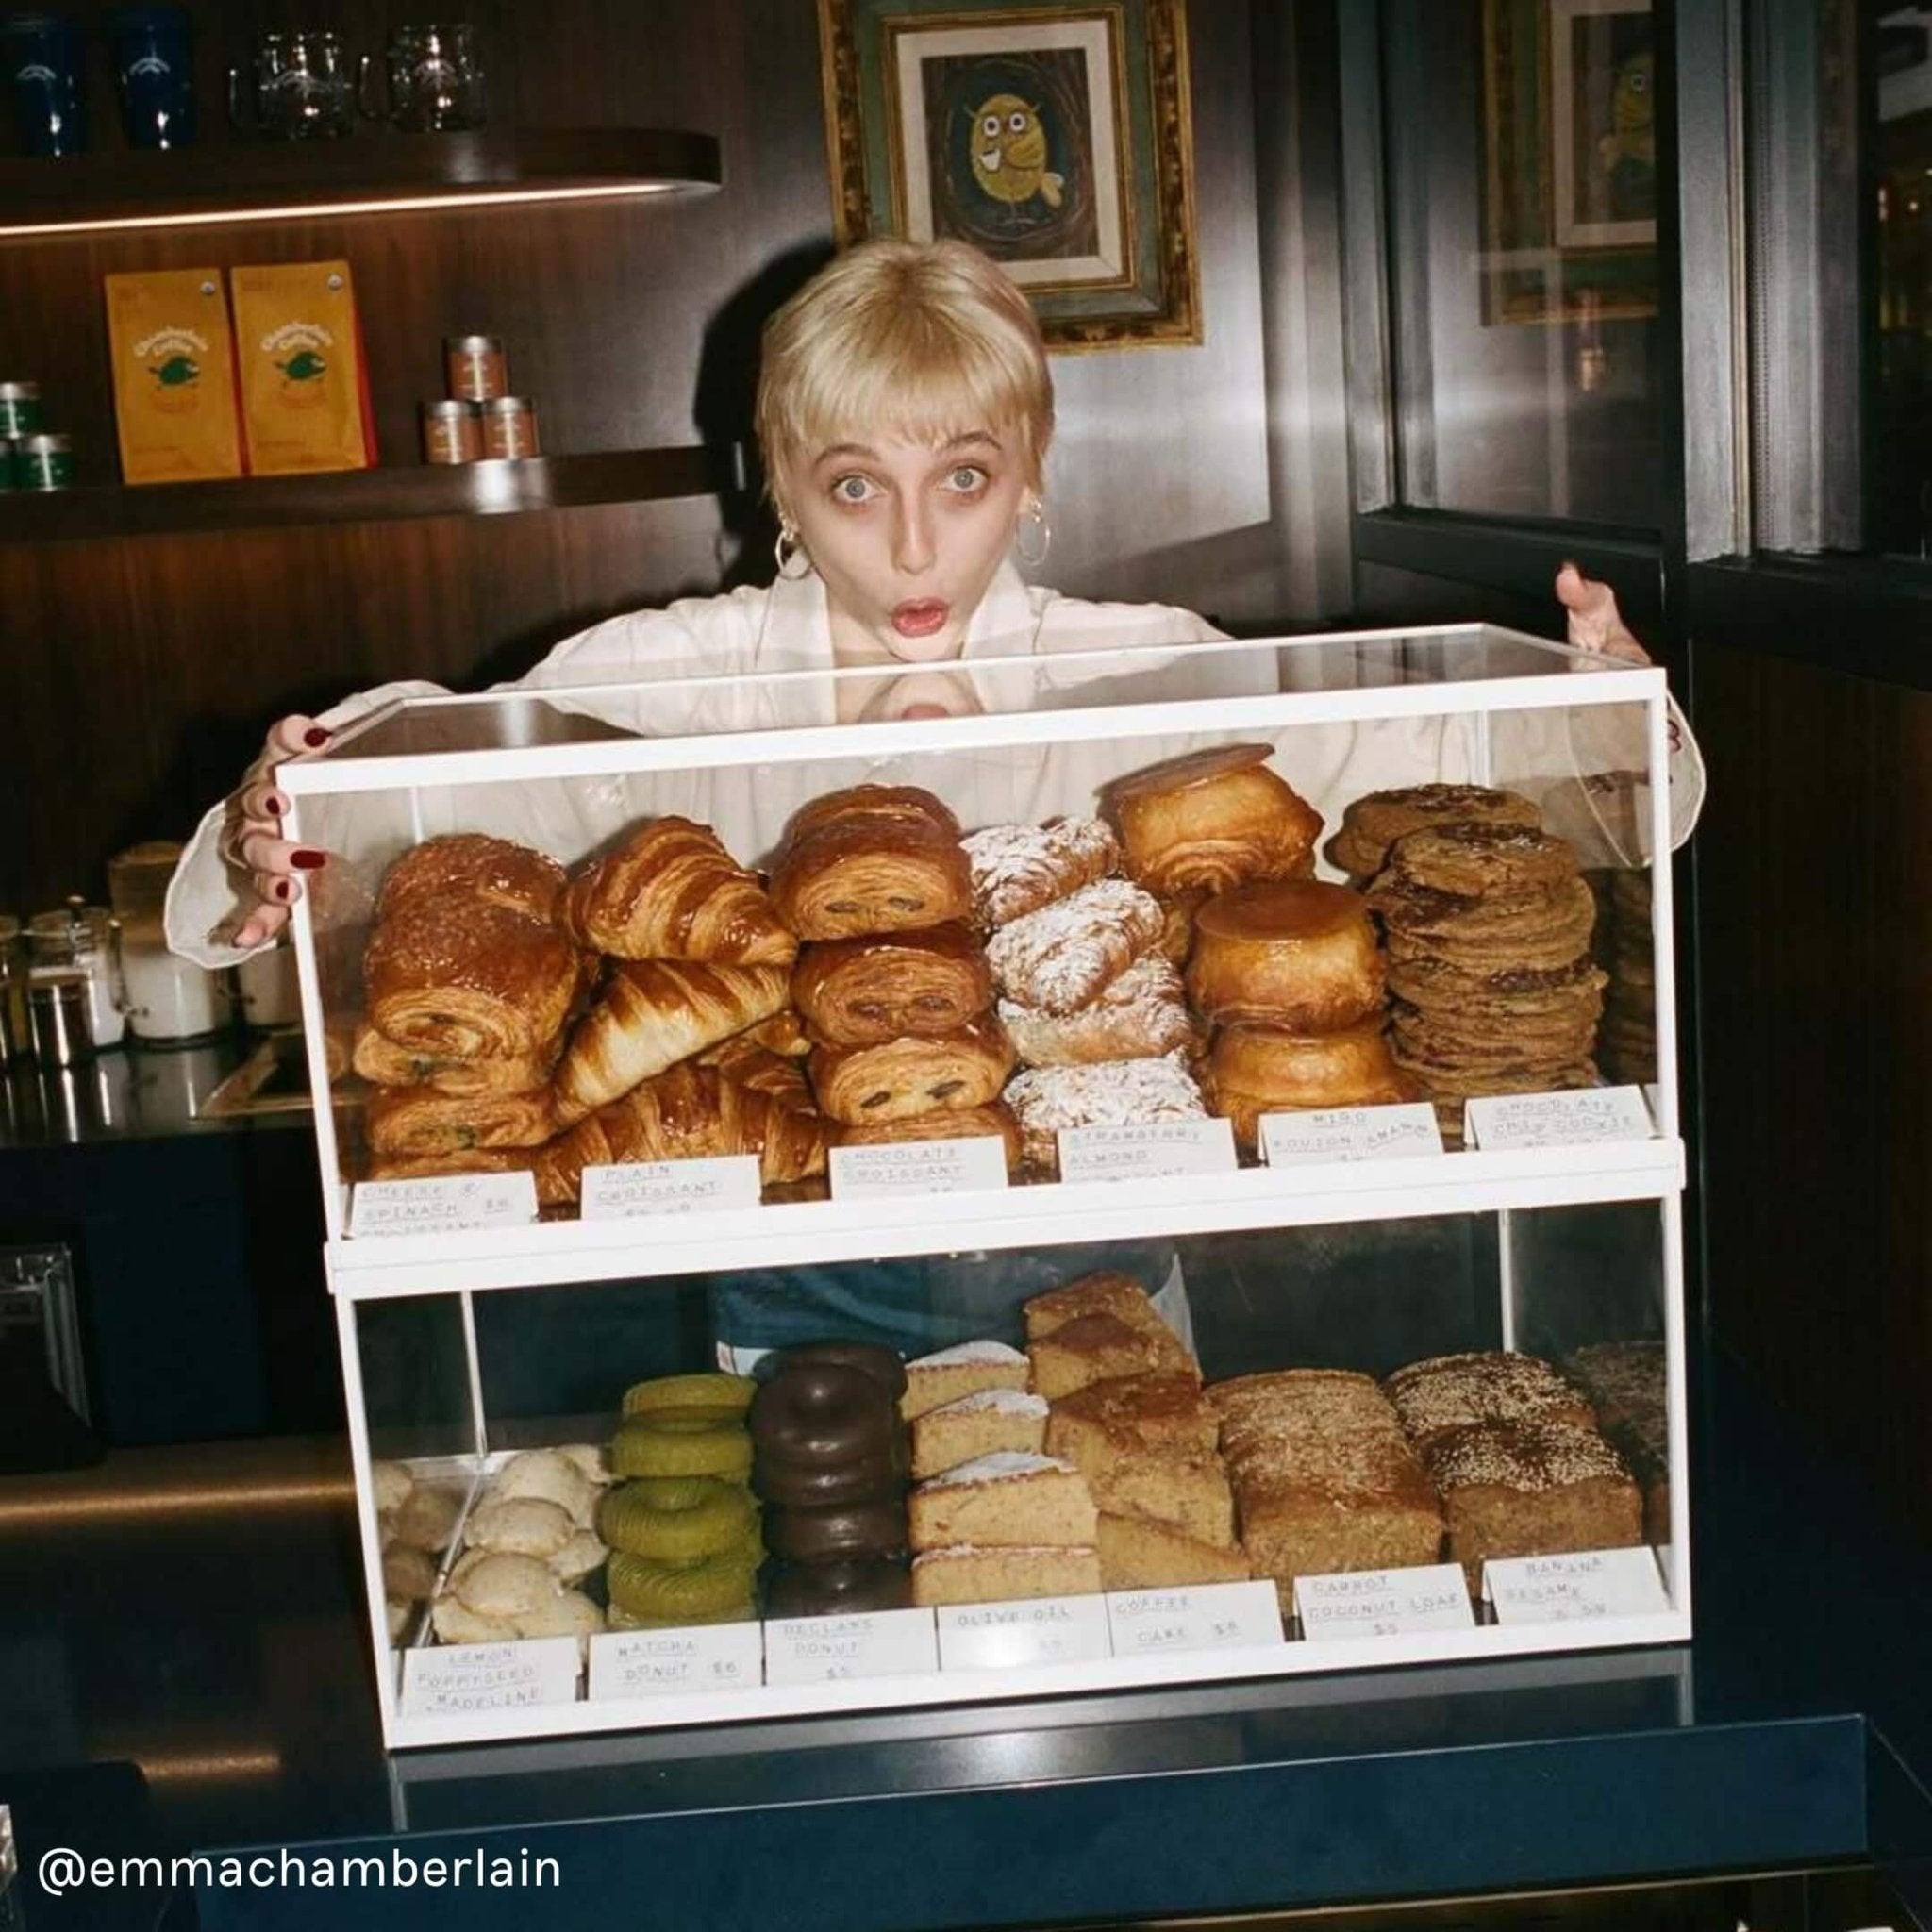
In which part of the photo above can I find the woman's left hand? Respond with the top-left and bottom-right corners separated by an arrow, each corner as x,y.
1555,561 -> 1650,664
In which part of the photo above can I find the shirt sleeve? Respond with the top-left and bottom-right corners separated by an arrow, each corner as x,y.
163,677 -> 448,968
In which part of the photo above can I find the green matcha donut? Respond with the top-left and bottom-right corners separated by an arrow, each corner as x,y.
607,1546 -> 761,1622
599,1478 -> 758,1563
622,1373 -> 757,1417
609,1418 -> 753,1481
621,1405 -> 744,1434
607,1598 -> 756,1631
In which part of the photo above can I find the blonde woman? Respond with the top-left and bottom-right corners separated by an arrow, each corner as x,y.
171,238 -> 1679,958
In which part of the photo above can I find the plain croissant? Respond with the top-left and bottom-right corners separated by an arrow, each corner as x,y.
550,959 -> 791,1125
559,817 -> 797,964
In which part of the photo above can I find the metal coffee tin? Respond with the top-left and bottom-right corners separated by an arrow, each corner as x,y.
481,395 -> 539,459
17,433 -> 74,491
0,383 -> 42,438
27,970 -> 93,1069
421,398 -> 482,465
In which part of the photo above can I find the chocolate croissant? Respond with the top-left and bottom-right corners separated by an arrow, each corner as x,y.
551,959 -> 791,1125
364,903 -> 582,1062
363,1085 -> 557,1158
769,787 -> 972,941
352,1021 -> 561,1098
559,817 -> 796,965
791,924 -> 993,1047
533,1058 -> 829,1205
808,1013 -> 1016,1126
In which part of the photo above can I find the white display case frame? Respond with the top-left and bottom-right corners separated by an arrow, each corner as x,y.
276,623 -> 1691,1750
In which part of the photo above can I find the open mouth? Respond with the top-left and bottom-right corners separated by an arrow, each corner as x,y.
891,600 -> 949,639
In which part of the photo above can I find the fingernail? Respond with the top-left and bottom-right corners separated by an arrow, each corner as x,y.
291,849 -> 325,870
275,880 -> 293,902
266,794 -> 286,816
303,727 -> 330,748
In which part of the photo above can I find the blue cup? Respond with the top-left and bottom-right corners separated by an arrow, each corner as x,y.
2,13 -> 86,157
108,6 -> 193,149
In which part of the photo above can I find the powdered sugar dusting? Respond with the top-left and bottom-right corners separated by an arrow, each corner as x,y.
985,879 -> 1163,1015
964,819 -> 1119,927
908,1340 -> 1027,1369
928,1389 -> 1049,1419
919,1450 -> 1076,1491
1006,1052 -> 1207,1134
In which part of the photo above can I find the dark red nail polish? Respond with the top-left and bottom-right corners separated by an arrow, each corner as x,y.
291,849 -> 325,870
266,794 -> 286,816
303,727 -> 330,748
275,880 -> 293,902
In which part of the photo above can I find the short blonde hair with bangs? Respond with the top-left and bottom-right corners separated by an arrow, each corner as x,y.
757,238 -> 1054,509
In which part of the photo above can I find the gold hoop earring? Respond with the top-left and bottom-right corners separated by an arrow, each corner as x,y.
774,519 -> 812,580
1014,498 -> 1051,570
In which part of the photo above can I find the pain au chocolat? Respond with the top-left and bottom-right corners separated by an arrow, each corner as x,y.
808,1012 -> 1017,1126
1103,743 -> 1322,897
768,785 -> 972,941
791,923 -> 992,1048
1185,879 -> 1385,1030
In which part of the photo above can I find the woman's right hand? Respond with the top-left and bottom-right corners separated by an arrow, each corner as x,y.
222,714 -> 331,950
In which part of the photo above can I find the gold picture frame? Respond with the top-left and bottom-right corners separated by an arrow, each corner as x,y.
1482,0 -> 1659,325
818,0 -> 1202,350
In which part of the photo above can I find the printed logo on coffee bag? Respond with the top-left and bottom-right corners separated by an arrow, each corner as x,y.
134,327 -> 209,410
261,323 -> 335,406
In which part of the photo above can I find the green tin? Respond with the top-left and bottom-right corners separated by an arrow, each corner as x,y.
0,384 -> 42,440
0,442 -> 19,491
17,434 -> 74,491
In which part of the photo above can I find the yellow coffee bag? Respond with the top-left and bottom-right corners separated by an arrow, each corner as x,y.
229,259 -> 375,475
103,269 -> 244,484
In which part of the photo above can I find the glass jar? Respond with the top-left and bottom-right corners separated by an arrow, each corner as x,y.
29,902 -> 125,1049
444,335 -> 507,402
481,396 -> 539,459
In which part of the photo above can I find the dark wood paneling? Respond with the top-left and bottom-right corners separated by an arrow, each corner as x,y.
1693,641 -> 1932,1539
0,0 -> 1277,914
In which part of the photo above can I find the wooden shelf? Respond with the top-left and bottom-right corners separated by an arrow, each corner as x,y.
0,127 -> 721,239
0,447 -> 737,543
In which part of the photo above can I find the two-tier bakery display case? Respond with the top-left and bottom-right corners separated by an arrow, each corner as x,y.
277,624 -> 1690,1750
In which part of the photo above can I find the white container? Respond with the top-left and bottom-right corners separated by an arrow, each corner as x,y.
275,625 -> 1690,1750
236,940 -> 299,1028
120,926 -> 230,1043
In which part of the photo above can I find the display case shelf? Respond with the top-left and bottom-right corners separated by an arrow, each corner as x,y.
0,446 -> 736,544
325,1138 -> 1686,1299
0,127 -> 721,241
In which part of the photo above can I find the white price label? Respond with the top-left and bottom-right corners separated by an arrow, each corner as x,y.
588,1622 -> 763,1699
1295,1563 -> 1474,1641
937,1592 -> 1111,1672
1259,1103 -> 1444,1166
829,1136 -> 1010,1200
1058,1118 -> 1237,1184
350,1171 -> 538,1239
399,1637 -> 579,1715
763,1607 -> 938,1686
1106,1580 -> 1284,1657
1464,1086 -> 1654,1151
1485,1546 -> 1668,1624
580,1155 -> 762,1221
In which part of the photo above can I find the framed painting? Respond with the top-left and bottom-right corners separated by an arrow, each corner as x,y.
817,0 -> 1202,350
1482,0 -> 1658,324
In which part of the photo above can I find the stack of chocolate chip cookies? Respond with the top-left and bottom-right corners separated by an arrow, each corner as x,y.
1365,822 -> 1607,1145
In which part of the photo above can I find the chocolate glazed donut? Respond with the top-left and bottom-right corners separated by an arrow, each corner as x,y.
763,1496 -> 908,1565
753,1441 -> 905,1509
749,1360 -> 899,1465
763,1558 -> 913,1619
771,1341 -> 908,1403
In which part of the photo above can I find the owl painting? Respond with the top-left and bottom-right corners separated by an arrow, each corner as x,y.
968,94 -> 1063,210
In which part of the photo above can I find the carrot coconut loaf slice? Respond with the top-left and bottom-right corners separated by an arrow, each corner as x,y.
1208,1369 -> 1443,1610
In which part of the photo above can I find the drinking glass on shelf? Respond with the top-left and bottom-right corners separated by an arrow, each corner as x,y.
227,27 -> 353,141
108,5 -> 195,149
2,12 -> 86,157
358,24 -> 486,133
